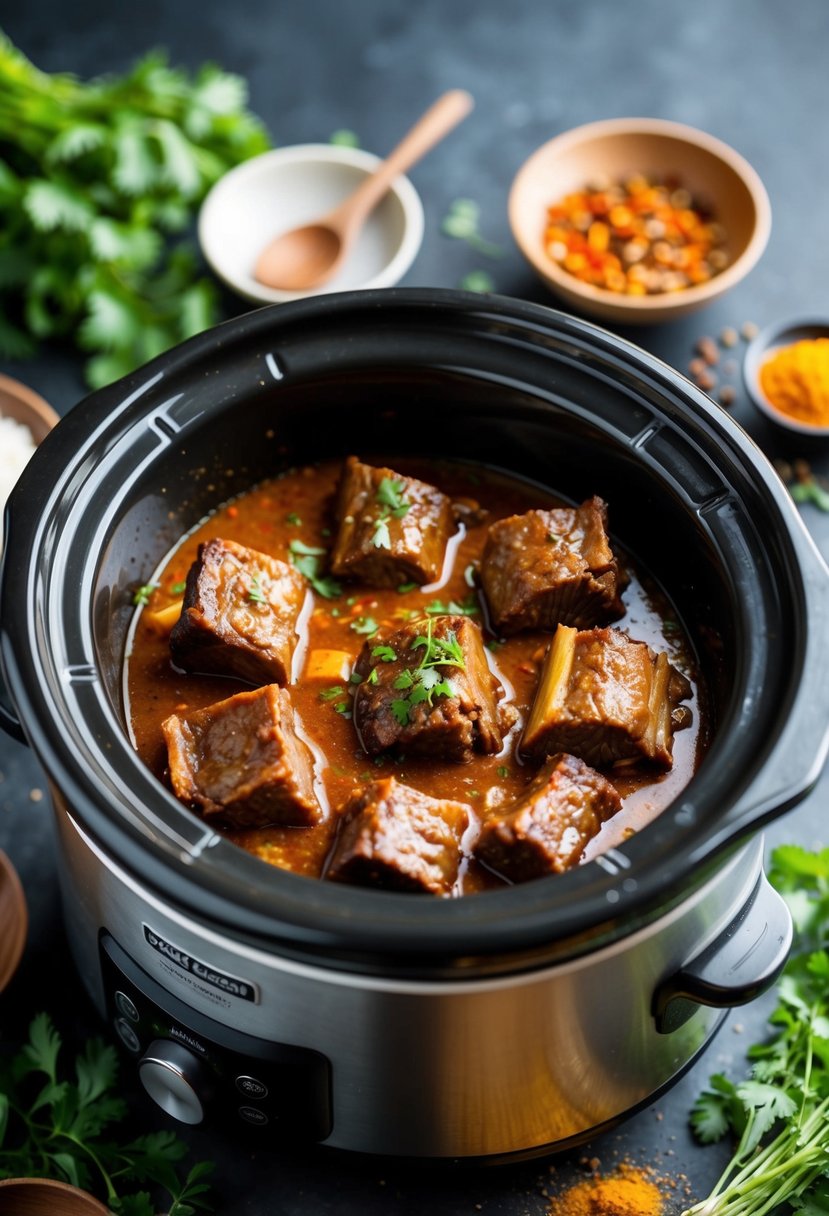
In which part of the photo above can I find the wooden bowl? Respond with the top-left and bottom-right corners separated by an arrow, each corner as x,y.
0,1177 -> 109,1214
0,849 -> 27,994
509,117 -> 771,325
0,373 -> 59,442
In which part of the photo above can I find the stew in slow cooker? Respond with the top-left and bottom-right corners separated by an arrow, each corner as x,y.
125,457 -> 706,896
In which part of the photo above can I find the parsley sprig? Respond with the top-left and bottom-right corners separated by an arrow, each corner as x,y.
371,477 -> 411,550
684,845 -> 829,1216
389,619 -> 465,727
0,1014 -> 214,1214
0,36 -> 270,387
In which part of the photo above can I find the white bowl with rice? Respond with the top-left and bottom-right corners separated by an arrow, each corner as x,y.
0,374 -> 59,546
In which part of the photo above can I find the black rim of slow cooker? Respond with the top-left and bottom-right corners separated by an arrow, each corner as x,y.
0,289 -> 814,977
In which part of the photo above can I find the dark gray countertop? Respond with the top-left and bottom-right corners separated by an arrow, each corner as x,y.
1,1 -> 828,1211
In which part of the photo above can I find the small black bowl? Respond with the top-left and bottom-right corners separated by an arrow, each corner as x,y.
743,317 -> 829,439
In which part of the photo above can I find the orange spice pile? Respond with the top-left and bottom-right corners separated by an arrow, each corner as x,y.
547,1162 -> 666,1216
543,175 -> 728,296
759,337 -> 829,428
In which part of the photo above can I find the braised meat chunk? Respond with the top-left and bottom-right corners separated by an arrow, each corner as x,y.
326,777 -> 471,895
330,456 -> 455,587
475,753 -> 622,883
162,684 -> 320,829
170,537 -> 306,685
353,615 -> 510,761
520,625 -> 692,770
480,497 -> 625,634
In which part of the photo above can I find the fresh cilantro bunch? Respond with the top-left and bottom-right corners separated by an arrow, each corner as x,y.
0,1013 -> 214,1214
0,32 -> 270,387
684,846 -> 829,1216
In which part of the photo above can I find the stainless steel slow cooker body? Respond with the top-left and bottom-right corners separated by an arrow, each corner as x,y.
2,290 -> 829,1159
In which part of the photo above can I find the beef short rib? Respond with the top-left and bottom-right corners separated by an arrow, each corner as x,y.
162,683 -> 320,829
326,777 -> 470,895
480,497 -> 626,634
330,456 -> 455,587
520,625 -> 692,769
475,753 -> 622,882
170,537 -> 306,685
353,614 -> 511,761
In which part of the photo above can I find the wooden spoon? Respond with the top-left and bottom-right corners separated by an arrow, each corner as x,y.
253,89 -> 474,292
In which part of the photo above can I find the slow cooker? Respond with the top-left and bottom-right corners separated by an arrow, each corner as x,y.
2,290 -> 828,1160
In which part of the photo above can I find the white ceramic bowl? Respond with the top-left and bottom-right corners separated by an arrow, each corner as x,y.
743,317 -> 829,438
198,144 -> 425,305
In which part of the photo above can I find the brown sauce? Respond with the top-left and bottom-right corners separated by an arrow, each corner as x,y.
125,458 -> 705,894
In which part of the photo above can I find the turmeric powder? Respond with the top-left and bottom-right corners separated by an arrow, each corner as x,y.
759,337 -> 829,428
548,1163 -> 664,1216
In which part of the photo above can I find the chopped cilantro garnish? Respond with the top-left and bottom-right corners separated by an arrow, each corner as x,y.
372,516 -> 392,550
132,582 -> 157,606
371,476 -> 411,548
288,541 -> 342,600
171,580 -> 187,595
286,512 -> 302,525
319,686 -> 344,701
247,571 -> 267,604
366,666 -> 379,685
334,701 -> 352,719
497,765 -> 510,779
289,539 -> 326,557
349,671 -> 363,685
397,581 -> 418,593
371,644 -> 397,662
425,595 -> 479,617
387,619 -> 466,725
351,616 -> 379,636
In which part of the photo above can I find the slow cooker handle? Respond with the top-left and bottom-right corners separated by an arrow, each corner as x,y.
652,868 -> 792,1034
717,531 -> 829,842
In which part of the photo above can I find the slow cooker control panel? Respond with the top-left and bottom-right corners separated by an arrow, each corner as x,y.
99,934 -> 332,1139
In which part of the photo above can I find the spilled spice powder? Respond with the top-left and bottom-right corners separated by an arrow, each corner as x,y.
548,1162 -> 664,1216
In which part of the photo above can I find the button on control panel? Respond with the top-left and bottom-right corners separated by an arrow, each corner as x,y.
236,1074 -> 269,1100
99,934 -> 331,1141
115,990 -> 140,1023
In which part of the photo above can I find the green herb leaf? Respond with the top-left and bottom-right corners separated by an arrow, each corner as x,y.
351,616 -> 378,636
0,37 -> 271,385
247,571 -> 267,603
319,686 -> 344,701
391,699 -> 411,726
132,582 -> 157,606
372,516 -> 392,549
791,479 -> 829,512
171,581 -> 187,595
686,846 -> 829,1216
371,645 -> 396,662
289,539 -> 326,557
459,269 -> 496,294
425,595 -> 479,617
442,198 -> 503,258
288,543 -> 341,599
329,129 -> 360,147
397,582 -> 418,593
0,1013 -> 214,1212
285,512 -> 302,525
